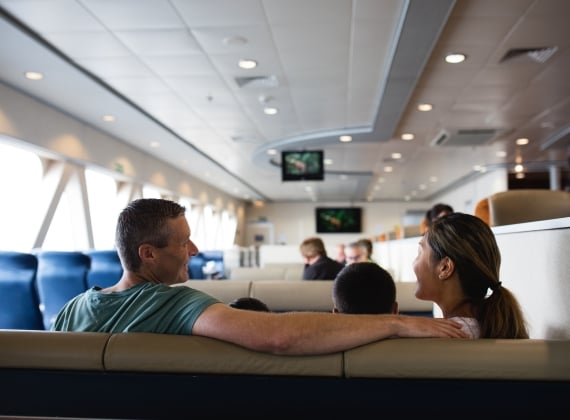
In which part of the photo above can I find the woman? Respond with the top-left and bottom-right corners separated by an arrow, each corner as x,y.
413,212 -> 528,338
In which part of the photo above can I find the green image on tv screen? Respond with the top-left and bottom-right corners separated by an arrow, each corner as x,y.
316,207 -> 362,233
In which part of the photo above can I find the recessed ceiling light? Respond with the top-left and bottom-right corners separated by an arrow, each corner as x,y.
267,149 -> 277,155
223,35 -> 248,46
496,150 -> 507,157
150,141 -> 160,148
263,107 -> 278,115
391,152 -> 402,159
25,71 -> 43,80
238,59 -> 257,69
102,115 -> 115,122
516,137 -> 529,145
324,158 -> 333,165
429,176 -> 438,182
514,164 -> 524,173
445,53 -> 466,64
417,103 -> 433,112
401,133 -> 414,141
384,166 -> 393,173
339,135 -> 352,142
419,184 -> 427,190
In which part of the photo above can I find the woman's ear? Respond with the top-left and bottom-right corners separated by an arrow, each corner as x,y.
438,256 -> 455,280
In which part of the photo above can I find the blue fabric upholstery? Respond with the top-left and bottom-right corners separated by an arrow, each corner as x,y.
188,253 -> 206,279
0,251 -> 44,330
85,249 -> 123,289
35,251 -> 90,330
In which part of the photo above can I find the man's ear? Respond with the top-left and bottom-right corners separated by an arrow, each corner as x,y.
438,256 -> 455,280
138,244 -> 155,262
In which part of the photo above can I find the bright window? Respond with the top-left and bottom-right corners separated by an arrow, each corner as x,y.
0,142 -> 42,251
85,168 -> 119,249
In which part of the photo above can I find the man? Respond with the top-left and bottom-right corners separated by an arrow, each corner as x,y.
52,199 -> 466,355
344,241 -> 370,264
300,237 -> 345,280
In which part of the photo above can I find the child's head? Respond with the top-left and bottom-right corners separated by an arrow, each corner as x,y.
332,262 -> 397,314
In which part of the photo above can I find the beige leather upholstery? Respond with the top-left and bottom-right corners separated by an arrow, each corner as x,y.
344,338 -> 570,380
0,330 -> 109,370
176,279 -> 432,314
250,280 -> 334,312
174,280 -> 251,303
488,189 -> 570,226
395,282 -> 434,313
2,331 -> 569,381
104,333 -> 342,376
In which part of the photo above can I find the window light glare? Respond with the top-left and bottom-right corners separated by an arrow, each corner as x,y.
339,135 -> 352,142
238,59 -> 257,69
25,71 -> 43,80
445,53 -> 466,64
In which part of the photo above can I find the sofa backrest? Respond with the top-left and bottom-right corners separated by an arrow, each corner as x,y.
2,330 -> 569,381
176,279 -> 434,315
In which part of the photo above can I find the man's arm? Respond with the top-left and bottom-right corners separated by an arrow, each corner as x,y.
192,303 -> 466,355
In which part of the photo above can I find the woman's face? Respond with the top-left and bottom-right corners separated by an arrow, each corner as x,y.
412,235 -> 441,302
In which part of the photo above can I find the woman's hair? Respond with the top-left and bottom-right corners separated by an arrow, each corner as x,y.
333,262 -> 396,314
427,213 -> 528,338
116,198 -> 186,272
300,237 -> 327,258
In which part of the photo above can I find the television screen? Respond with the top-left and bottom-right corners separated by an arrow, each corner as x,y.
281,150 -> 324,181
316,207 -> 362,233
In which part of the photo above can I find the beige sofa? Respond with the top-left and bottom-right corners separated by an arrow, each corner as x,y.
176,279 -> 434,314
0,330 -> 568,418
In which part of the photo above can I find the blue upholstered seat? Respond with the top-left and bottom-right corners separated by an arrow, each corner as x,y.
35,251 -> 90,330
85,249 -> 123,289
0,251 -> 44,330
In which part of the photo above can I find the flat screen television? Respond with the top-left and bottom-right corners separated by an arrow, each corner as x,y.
281,150 -> 324,181
316,207 -> 362,233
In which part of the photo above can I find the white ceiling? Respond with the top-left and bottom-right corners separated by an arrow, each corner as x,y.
0,0 -> 569,203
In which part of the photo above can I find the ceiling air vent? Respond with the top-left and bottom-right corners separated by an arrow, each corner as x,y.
234,75 -> 279,89
500,46 -> 558,64
431,128 -> 500,147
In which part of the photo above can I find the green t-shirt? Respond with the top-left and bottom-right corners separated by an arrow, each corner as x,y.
51,282 -> 220,335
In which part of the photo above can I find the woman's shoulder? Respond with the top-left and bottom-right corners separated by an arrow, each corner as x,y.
448,316 -> 481,339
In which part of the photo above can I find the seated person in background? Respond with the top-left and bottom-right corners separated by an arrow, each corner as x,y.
300,237 -> 345,280
413,212 -> 528,339
52,198 -> 466,355
334,243 -> 347,265
357,238 -> 376,262
344,241 -> 371,264
421,203 -> 454,233
333,262 -> 397,314
229,297 -> 270,312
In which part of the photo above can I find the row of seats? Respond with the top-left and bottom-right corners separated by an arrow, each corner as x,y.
0,250 -> 122,330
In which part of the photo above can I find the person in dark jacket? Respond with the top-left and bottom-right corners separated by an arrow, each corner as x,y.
300,237 -> 344,280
